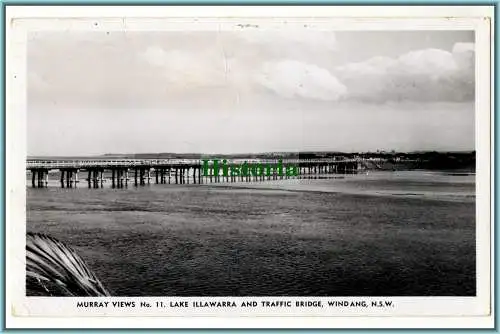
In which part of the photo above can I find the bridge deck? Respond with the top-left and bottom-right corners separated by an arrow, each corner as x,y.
26,158 -> 368,170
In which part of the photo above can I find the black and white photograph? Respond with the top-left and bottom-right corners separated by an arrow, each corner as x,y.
6,5 -> 493,329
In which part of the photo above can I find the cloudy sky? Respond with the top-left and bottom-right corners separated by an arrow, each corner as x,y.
28,29 -> 475,155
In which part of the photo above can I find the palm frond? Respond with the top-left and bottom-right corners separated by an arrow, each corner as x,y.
26,232 -> 110,296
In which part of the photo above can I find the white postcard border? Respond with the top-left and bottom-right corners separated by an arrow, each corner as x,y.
5,5 -> 495,329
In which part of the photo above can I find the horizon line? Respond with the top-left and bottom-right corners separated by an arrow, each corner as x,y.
27,149 -> 477,158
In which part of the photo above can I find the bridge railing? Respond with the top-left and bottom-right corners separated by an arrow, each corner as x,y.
26,157 -> 364,169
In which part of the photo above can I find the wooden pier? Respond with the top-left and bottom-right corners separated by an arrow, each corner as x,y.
27,158 -> 365,188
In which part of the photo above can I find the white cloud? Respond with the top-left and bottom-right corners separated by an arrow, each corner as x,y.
28,72 -> 50,91
256,60 -> 347,101
240,30 -> 337,52
334,42 -> 474,102
140,45 -> 228,88
140,44 -> 348,102
139,41 -> 473,103
453,42 -> 475,54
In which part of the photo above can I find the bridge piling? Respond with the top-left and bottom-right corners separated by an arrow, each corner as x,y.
116,169 -> 121,188
116,169 -> 120,187
139,168 -> 145,185
66,170 -> 73,187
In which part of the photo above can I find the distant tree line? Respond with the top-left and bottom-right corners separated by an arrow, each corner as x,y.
98,150 -> 475,171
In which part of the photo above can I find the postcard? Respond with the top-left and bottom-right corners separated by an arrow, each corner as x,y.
5,5 -> 494,329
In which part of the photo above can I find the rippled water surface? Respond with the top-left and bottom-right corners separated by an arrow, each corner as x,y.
27,171 -> 476,296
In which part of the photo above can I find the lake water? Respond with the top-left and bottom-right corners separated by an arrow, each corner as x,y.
26,170 -> 476,296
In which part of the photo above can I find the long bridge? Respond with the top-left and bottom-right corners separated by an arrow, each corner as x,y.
26,158 -> 368,188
